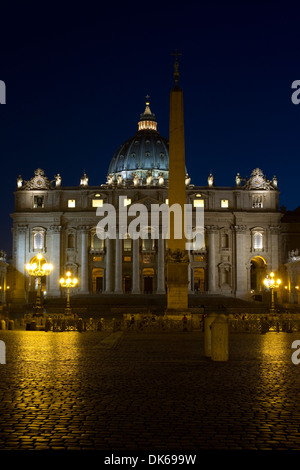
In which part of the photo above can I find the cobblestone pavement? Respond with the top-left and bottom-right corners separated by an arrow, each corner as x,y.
1,329 -> 300,451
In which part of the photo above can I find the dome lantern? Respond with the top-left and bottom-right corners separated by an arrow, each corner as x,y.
138,96 -> 157,131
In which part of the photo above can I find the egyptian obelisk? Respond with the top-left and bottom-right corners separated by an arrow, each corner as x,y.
165,52 -> 189,315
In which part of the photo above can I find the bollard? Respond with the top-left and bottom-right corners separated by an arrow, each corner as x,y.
8,320 -> 14,330
0,320 -> 6,330
211,314 -> 229,362
204,313 -> 218,357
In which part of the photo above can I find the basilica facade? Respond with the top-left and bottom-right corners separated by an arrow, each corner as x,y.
11,100 -> 285,304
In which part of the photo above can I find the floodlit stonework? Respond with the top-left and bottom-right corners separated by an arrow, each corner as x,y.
10,100 -> 286,305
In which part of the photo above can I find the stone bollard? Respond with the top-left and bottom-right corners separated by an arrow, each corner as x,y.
204,312 -> 218,357
211,314 -> 229,362
8,320 -> 14,330
0,319 -> 6,330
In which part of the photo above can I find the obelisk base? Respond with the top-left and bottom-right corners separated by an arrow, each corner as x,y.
165,262 -> 189,316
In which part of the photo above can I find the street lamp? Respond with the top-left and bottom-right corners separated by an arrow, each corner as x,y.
264,272 -> 281,313
59,271 -> 78,314
26,254 -> 53,314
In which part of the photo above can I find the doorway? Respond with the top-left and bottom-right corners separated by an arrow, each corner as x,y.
143,268 -> 154,294
92,268 -> 103,294
250,256 -> 267,293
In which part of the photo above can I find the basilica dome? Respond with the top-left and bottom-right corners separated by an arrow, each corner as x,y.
107,99 -> 170,186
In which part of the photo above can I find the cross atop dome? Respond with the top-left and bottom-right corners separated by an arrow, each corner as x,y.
138,96 -> 157,131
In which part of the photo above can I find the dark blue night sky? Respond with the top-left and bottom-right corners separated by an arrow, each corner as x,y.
0,1 -> 300,255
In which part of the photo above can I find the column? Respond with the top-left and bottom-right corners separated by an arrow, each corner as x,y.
132,238 -> 140,294
79,226 -> 89,294
105,238 -> 112,293
234,225 -> 247,298
114,233 -> 122,293
14,224 -> 27,302
48,225 -> 61,297
156,236 -> 165,293
206,226 -> 218,294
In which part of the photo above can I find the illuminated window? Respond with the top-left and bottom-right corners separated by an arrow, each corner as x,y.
253,232 -> 263,250
165,199 -> 169,205
33,231 -> 44,250
124,256 -> 131,262
93,256 -> 102,262
123,198 -> 131,207
124,235 -> 131,251
193,199 -> 204,208
33,196 -> 44,208
92,199 -> 103,207
252,195 -> 263,208
221,199 -> 229,208
68,199 -> 76,208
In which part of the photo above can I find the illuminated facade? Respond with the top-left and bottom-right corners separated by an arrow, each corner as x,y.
11,100 -> 283,304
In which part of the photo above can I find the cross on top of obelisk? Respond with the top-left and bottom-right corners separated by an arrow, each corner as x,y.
171,49 -> 182,85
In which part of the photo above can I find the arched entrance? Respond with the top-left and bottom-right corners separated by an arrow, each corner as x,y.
92,268 -> 103,294
143,268 -> 154,294
250,256 -> 267,294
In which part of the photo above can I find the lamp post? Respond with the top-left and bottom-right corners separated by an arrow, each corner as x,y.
264,272 -> 281,313
59,272 -> 78,315
26,254 -> 53,314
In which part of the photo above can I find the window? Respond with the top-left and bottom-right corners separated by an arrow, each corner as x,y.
142,238 -> 154,251
124,235 -> 131,251
92,199 -> 103,207
123,198 -> 131,207
221,199 -> 229,208
33,196 -> 44,208
33,231 -> 44,250
253,232 -> 263,250
93,234 -> 104,251
252,195 -> 263,208
68,199 -> 76,208
193,199 -> 204,208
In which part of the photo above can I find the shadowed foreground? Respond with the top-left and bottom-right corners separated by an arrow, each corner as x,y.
0,329 -> 300,451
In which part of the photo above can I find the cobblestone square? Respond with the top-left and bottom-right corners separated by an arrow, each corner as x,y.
1,329 -> 300,451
